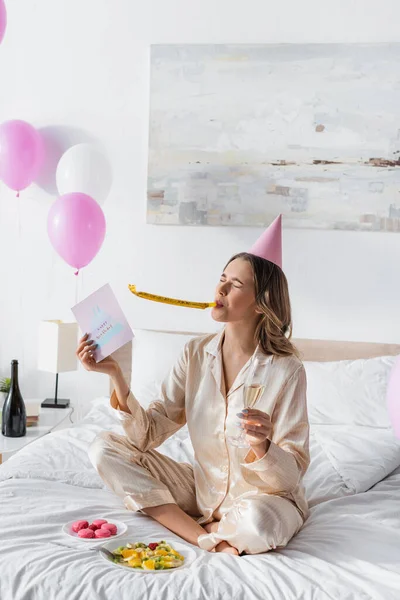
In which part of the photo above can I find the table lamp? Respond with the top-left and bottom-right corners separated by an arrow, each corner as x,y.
37,320 -> 78,408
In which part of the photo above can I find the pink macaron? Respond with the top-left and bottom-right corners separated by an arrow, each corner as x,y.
77,528 -> 95,539
72,520 -> 89,533
92,519 -> 108,528
94,527 -> 111,538
101,523 -> 117,535
88,523 -> 99,531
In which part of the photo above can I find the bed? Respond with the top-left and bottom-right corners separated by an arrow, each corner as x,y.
1,330 -> 400,600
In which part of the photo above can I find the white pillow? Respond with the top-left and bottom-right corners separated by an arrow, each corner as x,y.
305,355 -> 397,428
130,329 -> 212,406
311,423 -> 400,495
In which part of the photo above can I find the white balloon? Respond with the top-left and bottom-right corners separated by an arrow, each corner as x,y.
56,143 -> 112,205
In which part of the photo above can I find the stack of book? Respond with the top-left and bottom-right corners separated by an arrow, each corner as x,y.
26,402 -> 40,427
26,415 -> 39,427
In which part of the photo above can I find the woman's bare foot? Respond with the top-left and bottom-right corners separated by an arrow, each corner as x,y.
204,521 -> 220,534
215,541 -> 239,555
203,521 -> 239,554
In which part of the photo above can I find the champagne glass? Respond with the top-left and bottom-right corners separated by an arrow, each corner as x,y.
228,356 -> 268,448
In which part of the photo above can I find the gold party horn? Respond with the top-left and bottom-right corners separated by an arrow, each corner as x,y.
128,285 -> 216,310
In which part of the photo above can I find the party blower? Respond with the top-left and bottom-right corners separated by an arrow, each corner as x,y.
128,285 -> 216,310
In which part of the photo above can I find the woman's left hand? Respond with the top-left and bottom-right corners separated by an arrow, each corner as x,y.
238,408 -> 273,455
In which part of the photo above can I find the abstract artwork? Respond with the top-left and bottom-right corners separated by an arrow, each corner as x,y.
147,44 -> 400,231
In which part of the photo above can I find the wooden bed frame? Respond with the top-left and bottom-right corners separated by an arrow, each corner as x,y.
110,330 -> 400,392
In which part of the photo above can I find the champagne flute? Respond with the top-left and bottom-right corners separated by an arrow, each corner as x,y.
228,356 -> 267,448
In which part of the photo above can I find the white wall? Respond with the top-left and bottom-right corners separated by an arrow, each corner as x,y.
0,0 -> 399,416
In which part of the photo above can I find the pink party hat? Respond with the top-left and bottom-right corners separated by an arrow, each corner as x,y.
249,215 -> 282,268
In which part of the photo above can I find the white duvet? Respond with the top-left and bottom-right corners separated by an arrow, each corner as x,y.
1,398 -> 400,600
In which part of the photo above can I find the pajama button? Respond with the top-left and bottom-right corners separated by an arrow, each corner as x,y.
221,465 -> 228,473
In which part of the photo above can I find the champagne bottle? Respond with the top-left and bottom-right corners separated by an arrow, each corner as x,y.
1,360 -> 26,437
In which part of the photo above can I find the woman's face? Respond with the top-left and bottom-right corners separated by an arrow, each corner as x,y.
211,258 -> 259,324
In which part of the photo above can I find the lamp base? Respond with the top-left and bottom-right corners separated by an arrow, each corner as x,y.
41,398 -> 70,409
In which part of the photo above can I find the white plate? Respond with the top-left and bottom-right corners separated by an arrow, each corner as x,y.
99,536 -> 198,573
62,518 -> 127,542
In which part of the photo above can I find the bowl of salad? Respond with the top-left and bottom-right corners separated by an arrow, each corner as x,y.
99,537 -> 197,573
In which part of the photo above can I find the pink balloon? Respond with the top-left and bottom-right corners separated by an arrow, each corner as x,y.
387,357 -> 400,439
0,120 -> 44,193
47,193 -> 106,273
0,0 -> 6,45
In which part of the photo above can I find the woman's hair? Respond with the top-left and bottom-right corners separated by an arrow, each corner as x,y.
225,252 -> 299,358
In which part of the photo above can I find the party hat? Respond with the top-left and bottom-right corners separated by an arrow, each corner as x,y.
249,214 -> 282,268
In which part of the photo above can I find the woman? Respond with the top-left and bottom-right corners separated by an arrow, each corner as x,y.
80,231 -> 309,556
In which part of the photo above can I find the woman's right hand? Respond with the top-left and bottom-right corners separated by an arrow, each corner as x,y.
76,333 -> 119,377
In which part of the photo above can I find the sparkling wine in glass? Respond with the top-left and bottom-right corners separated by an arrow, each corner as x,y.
228,356 -> 267,448
244,383 -> 265,409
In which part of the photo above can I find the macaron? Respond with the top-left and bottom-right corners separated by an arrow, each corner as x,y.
92,519 -> 108,527
88,523 -> 99,531
94,527 -> 111,538
77,528 -> 95,539
72,520 -> 89,533
101,522 -> 117,535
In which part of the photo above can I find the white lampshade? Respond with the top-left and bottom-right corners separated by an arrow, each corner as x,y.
37,320 -> 78,374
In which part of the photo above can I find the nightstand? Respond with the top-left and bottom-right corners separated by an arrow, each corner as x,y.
0,405 -> 73,464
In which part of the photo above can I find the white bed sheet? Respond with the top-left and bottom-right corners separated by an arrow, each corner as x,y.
1,399 -> 400,600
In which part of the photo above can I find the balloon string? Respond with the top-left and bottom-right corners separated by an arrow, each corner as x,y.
17,196 -> 25,367
16,191 -> 20,198
74,270 -> 80,305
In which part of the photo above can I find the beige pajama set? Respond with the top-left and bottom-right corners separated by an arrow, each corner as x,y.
89,330 -> 310,555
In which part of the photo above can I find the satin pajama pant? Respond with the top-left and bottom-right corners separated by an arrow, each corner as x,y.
89,431 -> 304,555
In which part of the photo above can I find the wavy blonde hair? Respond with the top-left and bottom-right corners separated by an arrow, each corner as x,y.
225,252 -> 299,358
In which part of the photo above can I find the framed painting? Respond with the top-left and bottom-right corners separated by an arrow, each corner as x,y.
148,44 -> 400,231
